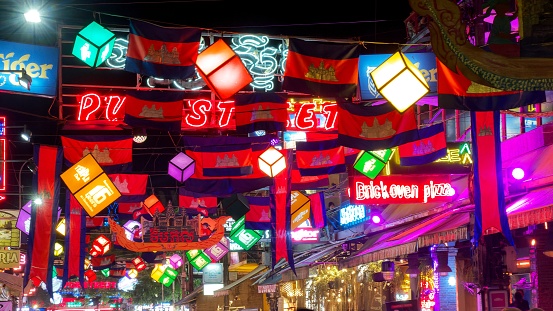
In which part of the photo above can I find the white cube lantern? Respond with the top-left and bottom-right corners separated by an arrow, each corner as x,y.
168,152 -> 195,183
258,147 -> 286,177
370,51 -> 430,112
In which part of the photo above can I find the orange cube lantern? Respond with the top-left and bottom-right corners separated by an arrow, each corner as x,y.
92,234 -> 112,255
143,194 -> 165,215
195,39 -> 253,100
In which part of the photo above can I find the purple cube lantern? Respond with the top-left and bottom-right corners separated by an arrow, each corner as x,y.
205,236 -> 230,262
169,253 -> 183,269
16,201 -> 32,234
168,152 -> 195,183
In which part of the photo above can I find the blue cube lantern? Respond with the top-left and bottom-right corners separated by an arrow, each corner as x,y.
71,21 -> 115,68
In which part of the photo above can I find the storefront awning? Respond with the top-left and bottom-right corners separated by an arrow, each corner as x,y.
507,187 -> 553,230
0,272 -> 23,297
174,285 -> 203,306
213,264 -> 267,297
338,210 -> 470,269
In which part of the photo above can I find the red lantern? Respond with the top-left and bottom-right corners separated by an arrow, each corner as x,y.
84,269 -> 97,282
195,39 -> 253,100
132,257 -> 147,271
92,234 -> 112,255
142,194 -> 165,215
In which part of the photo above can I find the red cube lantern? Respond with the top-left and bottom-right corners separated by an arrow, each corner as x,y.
85,269 -> 97,282
195,39 -> 253,100
143,194 -> 165,215
132,257 -> 147,271
92,234 -> 112,255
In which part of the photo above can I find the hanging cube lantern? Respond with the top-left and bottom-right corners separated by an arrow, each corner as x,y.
205,236 -> 230,262
195,38 -> 253,100
71,21 -> 116,68
162,266 -> 178,280
158,274 -> 176,287
258,146 -> 286,177
185,250 -> 212,271
123,220 -> 142,240
89,248 -> 101,257
168,152 -> 195,183
84,258 -> 91,270
101,268 -> 110,277
229,216 -> 263,250
290,191 -> 311,231
353,149 -> 392,179
53,242 -> 64,256
132,257 -> 147,271
92,234 -> 112,255
150,264 -> 166,281
56,218 -> 66,236
16,200 -> 32,234
370,51 -> 430,112
126,268 -> 138,279
60,154 -> 121,217
84,269 -> 97,282
220,193 -> 250,221
169,254 -> 183,269
143,194 -> 165,215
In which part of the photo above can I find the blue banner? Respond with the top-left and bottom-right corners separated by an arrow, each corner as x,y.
358,52 -> 437,101
0,40 -> 59,97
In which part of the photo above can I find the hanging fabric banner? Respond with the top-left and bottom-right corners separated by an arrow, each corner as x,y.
63,193 -> 86,289
24,145 -> 63,297
398,123 -> 447,166
470,110 -> 514,245
234,92 -> 288,134
123,90 -> 185,132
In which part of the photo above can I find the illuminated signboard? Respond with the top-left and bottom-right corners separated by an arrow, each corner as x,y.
0,249 -> 20,269
291,220 -> 320,243
74,93 -> 337,132
60,154 -> 121,217
0,117 -> 4,192
339,204 -> 369,229
386,143 -> 472,175
350,174 -> 455,204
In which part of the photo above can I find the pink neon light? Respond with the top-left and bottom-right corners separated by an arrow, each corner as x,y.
184,99 -> 212,127
217,100 -> 235,128
295,103 -> 316,130
104,96 -> 126,121
78,93 -> 102,121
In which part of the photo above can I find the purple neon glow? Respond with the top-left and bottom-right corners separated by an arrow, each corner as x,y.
168,152 -> 195,183
512,168 -> 525,180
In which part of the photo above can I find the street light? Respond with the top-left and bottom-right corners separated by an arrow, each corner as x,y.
24,9 -> 41,23
0,69 -> 32,90
18,157 -> 38,210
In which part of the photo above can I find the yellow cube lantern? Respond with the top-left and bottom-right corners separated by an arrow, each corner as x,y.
258,147 -> 286,177
150,264 -> 166,281
370,51 -> 430,112
54,242 -> 64,256
56,218 -> 66,236
127,269 -> 138,279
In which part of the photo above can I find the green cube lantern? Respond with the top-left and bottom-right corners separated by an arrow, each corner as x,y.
353,149 -> 392,179
163,266 -> 178,279
158,274 -> 175,287
229,216 -> 263,250
185,250 -> 212,271
72,21 -> 115,68
101,268 -> 110,277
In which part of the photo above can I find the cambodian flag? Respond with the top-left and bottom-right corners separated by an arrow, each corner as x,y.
125,19 -> 201,79
124,90 -> 185,132
398,123 -> 447,166
234,92 -> 288,134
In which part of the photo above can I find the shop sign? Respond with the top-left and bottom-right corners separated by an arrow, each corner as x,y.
291,220 -> 319,243
202,263 -> 224,284
75,93 -> 338,131
385,300 -> 419,311
339,204 -> 368,229
0,39 -> 59,97
0,249 -> 19,269
351,175 -> 455,204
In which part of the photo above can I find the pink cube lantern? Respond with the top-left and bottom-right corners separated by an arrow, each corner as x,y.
169,254 -> 183,269
205,236 -> 230,262
168,152 -> 195,183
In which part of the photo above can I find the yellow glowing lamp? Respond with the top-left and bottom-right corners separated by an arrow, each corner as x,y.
56,218 -> 66,236
370,51 -> 430,112
84,258 -> 91,270
150,264 -> 166,281
54,242 -> 64,256
258,147 -> 286,177
126,269 -> 138,279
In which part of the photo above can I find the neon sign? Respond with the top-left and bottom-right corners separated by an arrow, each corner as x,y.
291,220 -> 320,243
75,93 -> 337,131
339,204 -> 368,228
0,117 -> 6,192
351,175 -> 455,204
